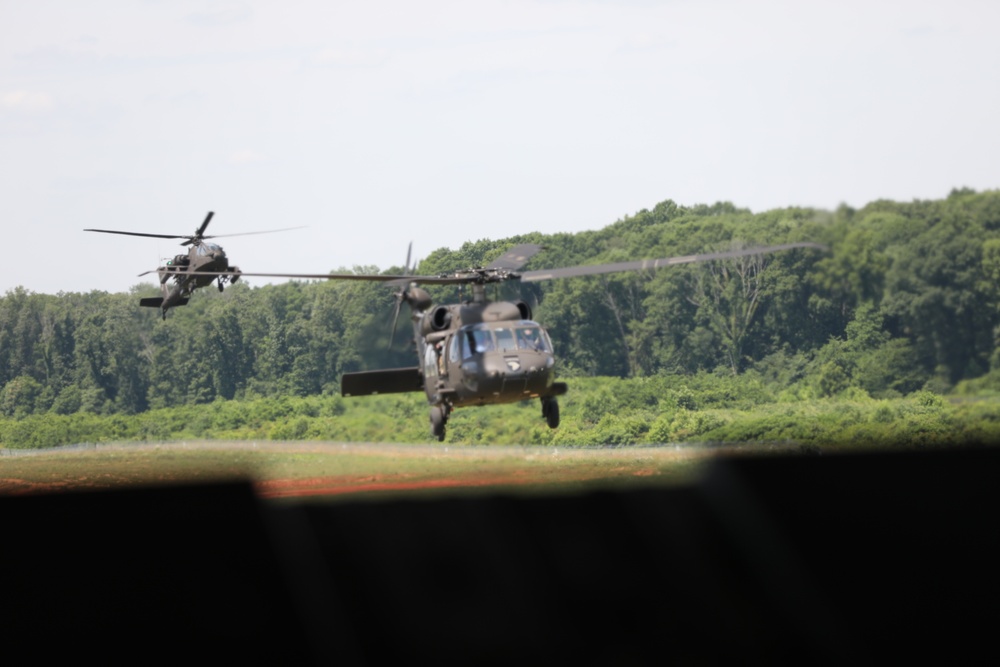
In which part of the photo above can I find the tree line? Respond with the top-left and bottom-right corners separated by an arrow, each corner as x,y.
3,188 -> 1000,420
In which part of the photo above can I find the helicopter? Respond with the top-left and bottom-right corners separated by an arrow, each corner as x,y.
181,240 -> 826,440
84,211 -> 304,319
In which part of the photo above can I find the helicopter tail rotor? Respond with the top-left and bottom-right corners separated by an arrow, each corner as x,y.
387,242 -> 414,350
386,243 -> 432,348
388,297 -> 404,350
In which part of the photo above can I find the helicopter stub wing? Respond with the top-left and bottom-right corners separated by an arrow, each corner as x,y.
342,367 -> 424,397
138,267 -> 241,278
518,242 -> 827,282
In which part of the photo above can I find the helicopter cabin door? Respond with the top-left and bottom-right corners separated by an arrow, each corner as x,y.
423,343 -> 439,385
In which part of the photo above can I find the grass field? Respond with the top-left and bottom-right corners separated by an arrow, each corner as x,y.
0,440 -> 752,500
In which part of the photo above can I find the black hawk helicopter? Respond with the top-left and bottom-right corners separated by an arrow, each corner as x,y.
183,241 -> 825,440
84,211 -> 304,319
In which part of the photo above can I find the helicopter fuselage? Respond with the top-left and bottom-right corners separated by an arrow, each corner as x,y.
152,243 -> 234,314
340,281 -> 568,440
421,317 -> 559,408
406,295 -> 557,406
162,244 -> 230,287
138,244 -> 239,318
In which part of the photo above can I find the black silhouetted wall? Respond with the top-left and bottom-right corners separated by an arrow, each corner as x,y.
4,448 -> 999,665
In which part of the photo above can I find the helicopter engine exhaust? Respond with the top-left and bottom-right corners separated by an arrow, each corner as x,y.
420,305 -> 452,336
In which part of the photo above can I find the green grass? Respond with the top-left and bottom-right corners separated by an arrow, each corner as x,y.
0,440 -> 716,500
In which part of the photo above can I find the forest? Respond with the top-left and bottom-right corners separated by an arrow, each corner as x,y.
3,188 -> 1000,448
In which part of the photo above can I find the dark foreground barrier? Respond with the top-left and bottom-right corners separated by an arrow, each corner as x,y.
3,447 -> 999,665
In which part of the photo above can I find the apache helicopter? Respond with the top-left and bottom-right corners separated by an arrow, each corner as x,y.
84,211 -> 304,319
184,241 -> 825,440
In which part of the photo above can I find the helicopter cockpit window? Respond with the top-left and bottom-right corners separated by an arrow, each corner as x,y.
516,326 -> 550,352
463,328 -> 494,358
494,328 -> 518,352
196,243 -> 222,257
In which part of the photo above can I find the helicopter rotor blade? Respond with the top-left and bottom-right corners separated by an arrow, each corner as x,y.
171,242 -> 827,285
388,295 -> 404,350
385,241 -> 416,289
85,229 -> 187,240
486,243 -> 545,271
196,211 -> 214,238
178,211 -> 215,246
154,269 -> 425,282
200,225 -> 308,240
518,242 -> 828,282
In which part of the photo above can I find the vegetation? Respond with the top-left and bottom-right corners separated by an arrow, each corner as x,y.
1,374 -> 998,451
3,188 -> 1000,450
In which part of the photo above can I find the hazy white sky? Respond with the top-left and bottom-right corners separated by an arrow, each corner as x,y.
3,0 -> 999,295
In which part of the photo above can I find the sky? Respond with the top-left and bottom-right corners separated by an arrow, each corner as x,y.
3,0 -> 999,295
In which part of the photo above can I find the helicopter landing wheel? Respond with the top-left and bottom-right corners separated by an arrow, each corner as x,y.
217,280 -> 224,293
430,405 -> 447,442
542,397 -> 560,429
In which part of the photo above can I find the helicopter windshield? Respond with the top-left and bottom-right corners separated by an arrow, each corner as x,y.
494,328 -> 518,352
516,325 -> 551,352
460,323 -> 551,358
196,243 -> 223,257
462,328 -> 494,358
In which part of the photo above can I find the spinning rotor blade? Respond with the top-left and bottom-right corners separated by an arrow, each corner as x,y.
486,244 -> 545,271
518,242 -> 828,282
388,297 -> 404,350
180,211 -> 215,246
196,211 -> 214,237
152,270 -> 421,281
200,225 -> 308,240
171,242 -> 827,284
88,211 -> 215,245
85,229 -> 187,240
387,241 -> 414,349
